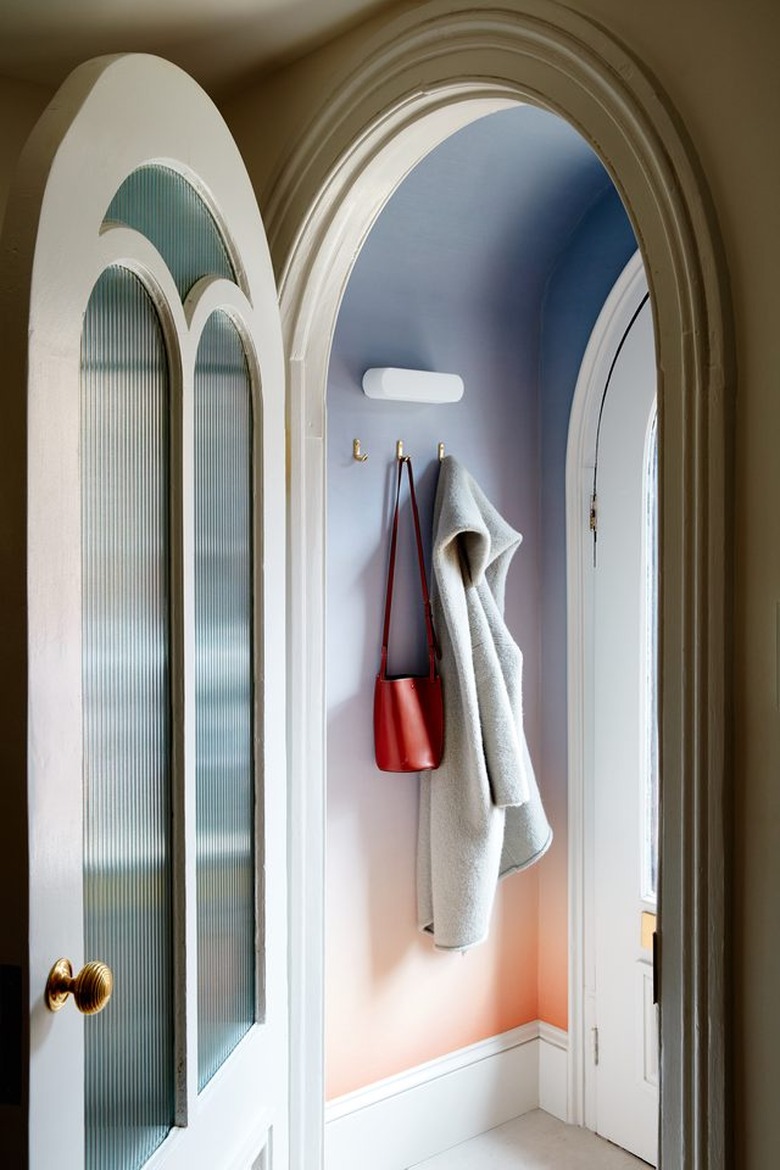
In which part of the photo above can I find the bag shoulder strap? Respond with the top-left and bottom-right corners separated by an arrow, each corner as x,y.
379,456 -> 437,680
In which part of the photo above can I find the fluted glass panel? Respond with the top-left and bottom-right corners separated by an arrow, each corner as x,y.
82,265 -> 174,1169
105,165 -> 234,300
195,311 -> 255,1090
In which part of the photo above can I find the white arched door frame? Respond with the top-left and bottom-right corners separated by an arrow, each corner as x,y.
267,6 -> 733,1169
565,249 -> 655,1143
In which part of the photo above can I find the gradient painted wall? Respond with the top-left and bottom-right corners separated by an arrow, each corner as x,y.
325,105 -> 635,1099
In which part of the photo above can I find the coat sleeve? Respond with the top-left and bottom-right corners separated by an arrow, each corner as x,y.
467,585 -> 533,808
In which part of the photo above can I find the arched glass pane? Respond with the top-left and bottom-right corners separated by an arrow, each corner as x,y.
105,165 -> 235,300
81,265 -> 174,1169
642,410 -> 659,903
194,311 -> 255,1089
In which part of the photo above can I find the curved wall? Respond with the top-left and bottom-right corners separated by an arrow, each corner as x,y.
325,103 -> 635,1098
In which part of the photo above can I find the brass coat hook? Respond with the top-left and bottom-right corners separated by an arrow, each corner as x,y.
353,438 -> 369,462
438,442 -> 445,462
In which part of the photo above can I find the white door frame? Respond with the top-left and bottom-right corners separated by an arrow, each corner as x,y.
265,6 -> 733,1169
565,249 -> 653,1137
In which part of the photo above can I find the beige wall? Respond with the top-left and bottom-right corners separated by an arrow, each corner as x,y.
224,2 -> 780,1164
0,76 -> 53,226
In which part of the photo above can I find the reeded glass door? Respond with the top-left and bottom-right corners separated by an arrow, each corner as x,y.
79,161 -> 264,1170
6,54 -> 289,1170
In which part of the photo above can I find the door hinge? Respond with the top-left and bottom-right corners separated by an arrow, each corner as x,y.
590,494 -> 598,567
591,1025 -> 599,1066
652,930 -> 659,1005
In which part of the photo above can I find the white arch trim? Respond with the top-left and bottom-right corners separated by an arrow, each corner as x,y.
270,6 -> 733,1169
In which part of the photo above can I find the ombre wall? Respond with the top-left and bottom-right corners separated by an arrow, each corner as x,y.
325,105 -> 636,1100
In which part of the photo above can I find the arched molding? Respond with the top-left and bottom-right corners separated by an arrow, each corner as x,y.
270,6 -> 733,1168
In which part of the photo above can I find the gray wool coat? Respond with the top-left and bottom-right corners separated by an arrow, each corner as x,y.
417,456 -> 553,950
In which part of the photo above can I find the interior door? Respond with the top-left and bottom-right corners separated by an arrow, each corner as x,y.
0,55 -> 287,1169
590,293 -> 658,1165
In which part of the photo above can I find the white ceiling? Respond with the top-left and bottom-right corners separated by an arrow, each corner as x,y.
0,0 -> 396,92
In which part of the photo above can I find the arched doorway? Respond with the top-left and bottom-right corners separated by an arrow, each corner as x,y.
269,7 -> 733,1168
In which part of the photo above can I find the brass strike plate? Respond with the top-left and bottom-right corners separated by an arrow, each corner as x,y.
641,910 -> 657,951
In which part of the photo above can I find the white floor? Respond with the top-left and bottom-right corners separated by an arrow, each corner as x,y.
409,1110 -> 649,1169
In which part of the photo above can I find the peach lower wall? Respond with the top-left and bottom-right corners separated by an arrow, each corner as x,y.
325,808 -> 540,1098
325,769 -> 568,1099
537,838 -> 568,1030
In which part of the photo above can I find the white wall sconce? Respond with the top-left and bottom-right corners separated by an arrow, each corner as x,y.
362,367 -> 464,404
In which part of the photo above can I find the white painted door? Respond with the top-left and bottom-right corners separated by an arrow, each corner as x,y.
0,55 -> 287,1169
591,294 -> 658,1164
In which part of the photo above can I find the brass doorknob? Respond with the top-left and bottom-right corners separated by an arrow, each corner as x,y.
45,958 -> 113,1015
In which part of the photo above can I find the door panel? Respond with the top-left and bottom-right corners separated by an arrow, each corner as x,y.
592,298 -> 657,1164
1,53 -> 288,1169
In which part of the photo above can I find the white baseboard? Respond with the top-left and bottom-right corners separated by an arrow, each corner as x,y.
538,1022 -> 568,1122
325,1022 -> 569,1170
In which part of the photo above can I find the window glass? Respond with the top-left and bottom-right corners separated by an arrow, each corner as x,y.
642,411 -> 659,904
105,164 -> 235,300
82,264 -> 174,1170
194,310 -> 256,1089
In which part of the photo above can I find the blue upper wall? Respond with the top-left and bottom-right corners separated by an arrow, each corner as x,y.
327,101 -> 635,771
